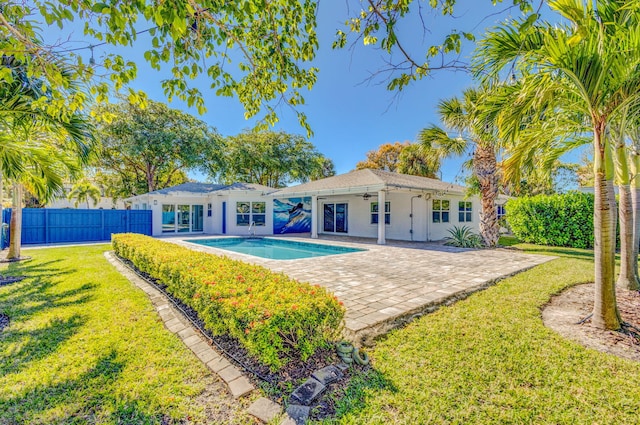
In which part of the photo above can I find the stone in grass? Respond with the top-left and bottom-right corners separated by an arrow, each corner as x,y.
335,362 -> 350,372
281,404 -> 311,425
247,397 -> 282,423
290,378 -> 326,405
311,365 -> 343,386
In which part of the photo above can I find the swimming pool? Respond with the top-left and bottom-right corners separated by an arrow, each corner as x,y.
187,237 -> 365,260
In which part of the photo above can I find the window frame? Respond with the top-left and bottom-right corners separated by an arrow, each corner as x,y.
236,201 -> 266,226
370,201 -> 391,225
458,201 -> 473,222
432,199 -> 450,223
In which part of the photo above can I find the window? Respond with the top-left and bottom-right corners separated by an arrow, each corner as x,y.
207,203 -> 212,217
162,204 -> 175,233
162,204 -> 204,233
497,204 -> 506,220
236,201 -> 266,226
432,199 -> 450,223
459,201 -> 473,222
370,202 -> 390,225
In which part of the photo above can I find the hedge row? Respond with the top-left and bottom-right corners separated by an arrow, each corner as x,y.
112,234 -> 345,370
506,192 -> 594,249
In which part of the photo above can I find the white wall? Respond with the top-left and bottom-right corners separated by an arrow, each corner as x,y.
132,195 -> 209,237
426,194 -> 481,241
223,195 -> 274,236
48,197 -> 126,209
315,191 -> 482,242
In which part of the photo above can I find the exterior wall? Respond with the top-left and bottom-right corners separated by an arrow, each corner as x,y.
426,194 -> 481,241
131,195 -> 210,237
48,197 -> 126,210
224,195 -> 274,236
315,191 -> 481,242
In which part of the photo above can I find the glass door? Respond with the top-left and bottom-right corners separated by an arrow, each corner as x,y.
192,205 -> 204,232
177,205 -> 190,232
162,205 -> 175,233
323,203 -> 348,233
335,203 -> 348,233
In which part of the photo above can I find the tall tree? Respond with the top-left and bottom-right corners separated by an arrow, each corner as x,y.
93,100 -> 221,196
214,130 -> 332,188
475,0 -> 640,329
420,87 -> 501,247
0,55 -> 93,259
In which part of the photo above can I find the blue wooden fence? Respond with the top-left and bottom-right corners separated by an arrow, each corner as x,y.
1,208 -> 152,248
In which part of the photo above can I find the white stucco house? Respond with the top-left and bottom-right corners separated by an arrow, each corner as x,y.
127,169 -> 502,244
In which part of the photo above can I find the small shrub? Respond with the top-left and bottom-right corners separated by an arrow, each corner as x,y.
112,234 -> 345,370
506,192 -> 594,248
444,226 -> 483,248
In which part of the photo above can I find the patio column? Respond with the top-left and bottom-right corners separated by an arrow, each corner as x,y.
311,195 -> 318,238
377,190 -> 386,245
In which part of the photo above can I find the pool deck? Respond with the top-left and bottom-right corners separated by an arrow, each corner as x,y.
170,235 -> 554,346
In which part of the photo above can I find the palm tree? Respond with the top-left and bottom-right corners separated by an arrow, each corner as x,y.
0,55 -> 94,259
475,0 -> 640,329
419,87 -> 501,247
67,179 -> 101,208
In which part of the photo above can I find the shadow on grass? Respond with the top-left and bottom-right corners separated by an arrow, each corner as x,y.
0,350 -> 168,424
519,245 -> 595,260
331,367 -> 397,421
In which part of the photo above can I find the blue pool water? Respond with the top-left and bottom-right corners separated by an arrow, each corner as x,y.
187,237 -> 365,260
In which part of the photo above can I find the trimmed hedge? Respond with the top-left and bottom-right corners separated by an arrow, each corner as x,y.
505,192 -> 594,248
112,234 -> 345,370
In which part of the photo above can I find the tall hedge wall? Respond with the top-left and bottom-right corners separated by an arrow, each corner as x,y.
505,192 -> 594,249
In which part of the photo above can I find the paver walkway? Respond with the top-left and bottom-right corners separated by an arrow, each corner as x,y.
172,236 -> 553,345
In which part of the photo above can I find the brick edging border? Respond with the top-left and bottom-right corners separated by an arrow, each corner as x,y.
103,251 -> 255,398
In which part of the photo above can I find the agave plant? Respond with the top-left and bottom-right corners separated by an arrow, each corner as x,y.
444,225 -> 483,248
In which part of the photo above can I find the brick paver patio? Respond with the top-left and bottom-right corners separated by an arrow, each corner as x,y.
174,236 -> 553,345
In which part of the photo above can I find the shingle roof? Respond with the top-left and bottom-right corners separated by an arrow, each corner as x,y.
148,182 -> 227,195
146,182 -> 275,196
272,169 -> 466,196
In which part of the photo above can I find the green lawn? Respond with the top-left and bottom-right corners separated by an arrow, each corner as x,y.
327,240 -> 640,424
0,245 -> 250,424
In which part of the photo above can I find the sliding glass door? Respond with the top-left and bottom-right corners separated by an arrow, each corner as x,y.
323,203 -> 348,233
162,204 -> 204,233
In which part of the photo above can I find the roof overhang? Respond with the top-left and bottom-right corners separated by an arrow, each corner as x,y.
272,183 -> 465,198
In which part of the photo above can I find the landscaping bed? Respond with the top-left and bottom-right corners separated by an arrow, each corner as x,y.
114,239 -> 369,420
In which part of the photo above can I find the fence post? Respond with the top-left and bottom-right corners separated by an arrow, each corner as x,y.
44,209 -> 49,244
126,210 -> 131,232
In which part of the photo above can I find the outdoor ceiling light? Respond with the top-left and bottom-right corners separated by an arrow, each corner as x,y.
362,193 -> 371,200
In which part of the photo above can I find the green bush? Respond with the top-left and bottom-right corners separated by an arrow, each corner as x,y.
505,192 -> 594,248
112,234 -> 345,370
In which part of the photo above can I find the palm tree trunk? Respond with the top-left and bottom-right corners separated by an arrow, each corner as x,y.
592,133 -> 621,330
473,143 -> 499,247
631,153 -> 640,289
614,142 -> 638,289
7,182 -> 23,260
617,183 -> 635,288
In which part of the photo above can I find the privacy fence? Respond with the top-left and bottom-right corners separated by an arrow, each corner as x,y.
1,208 -> 152,249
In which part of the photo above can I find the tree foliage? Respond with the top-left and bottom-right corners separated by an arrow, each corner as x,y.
213,130 -> 333,188
67,179 -> 102,208
355,141 -> 441,178
1,0 -> 320,132
93,99 -> 221,197
334,0 -> 534,91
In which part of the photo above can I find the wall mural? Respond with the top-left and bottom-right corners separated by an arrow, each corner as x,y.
273,197 -> 312,234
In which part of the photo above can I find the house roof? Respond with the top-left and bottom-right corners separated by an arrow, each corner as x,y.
146,182 -> 228,195
272,169 -> 467,197
126,182 -> 276,201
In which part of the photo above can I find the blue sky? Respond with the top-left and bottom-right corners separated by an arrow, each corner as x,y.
45,1 -> 558,184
